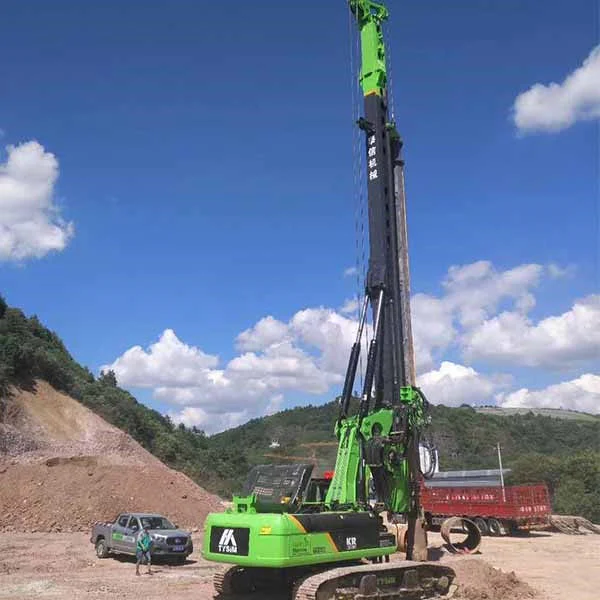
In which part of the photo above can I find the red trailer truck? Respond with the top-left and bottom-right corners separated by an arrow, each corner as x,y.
421,483 -> 551,535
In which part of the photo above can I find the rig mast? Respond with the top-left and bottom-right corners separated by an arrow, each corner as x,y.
340,0 -> 427,560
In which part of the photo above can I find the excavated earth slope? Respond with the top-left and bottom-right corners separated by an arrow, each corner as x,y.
450,560 -> 536,600
0,381 -> 223,532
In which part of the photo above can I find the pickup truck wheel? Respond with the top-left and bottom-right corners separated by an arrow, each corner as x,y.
95,538 -> 109,558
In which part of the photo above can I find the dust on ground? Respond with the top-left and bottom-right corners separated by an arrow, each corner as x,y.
436,530 -> 600,600
0,530 -> 598,600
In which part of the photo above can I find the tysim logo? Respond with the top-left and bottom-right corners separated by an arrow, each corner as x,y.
218,529 -> 238,553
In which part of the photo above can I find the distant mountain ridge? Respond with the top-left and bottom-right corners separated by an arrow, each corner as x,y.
475,406 -> 598,422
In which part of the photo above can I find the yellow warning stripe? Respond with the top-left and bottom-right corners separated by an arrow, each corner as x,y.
325,533 -> 338,553
287,516 -> 338,553
288,515 -> 307,533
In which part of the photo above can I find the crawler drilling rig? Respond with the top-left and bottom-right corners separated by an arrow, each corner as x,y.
202,2 -> 456,598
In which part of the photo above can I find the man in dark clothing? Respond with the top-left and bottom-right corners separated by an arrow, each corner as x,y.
135,526 -> 153,576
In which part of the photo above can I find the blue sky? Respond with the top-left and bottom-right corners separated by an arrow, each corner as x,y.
1,0 -> 598,432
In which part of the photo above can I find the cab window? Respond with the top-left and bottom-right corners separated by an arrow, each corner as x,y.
128,517 -> 140,532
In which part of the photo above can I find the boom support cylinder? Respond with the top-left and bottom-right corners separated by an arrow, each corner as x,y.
340,295 -> 370,419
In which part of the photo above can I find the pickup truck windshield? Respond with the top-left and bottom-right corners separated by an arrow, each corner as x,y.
139,516 -> 175,530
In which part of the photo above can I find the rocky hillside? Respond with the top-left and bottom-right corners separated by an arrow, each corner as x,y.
0,296 -> 247,497
0,381 -> 222,533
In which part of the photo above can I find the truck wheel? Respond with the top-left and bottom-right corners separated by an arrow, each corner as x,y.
487,518 -> 502,536
474,517 -> 489,535
95,538 -> 109,558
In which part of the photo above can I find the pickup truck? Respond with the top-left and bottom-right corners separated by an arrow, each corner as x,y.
90,512 -> 193,564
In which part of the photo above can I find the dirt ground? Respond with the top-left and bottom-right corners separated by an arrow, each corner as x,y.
0,530 -> 598,600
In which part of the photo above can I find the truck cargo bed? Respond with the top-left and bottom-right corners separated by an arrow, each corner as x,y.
421,484 -> 551,530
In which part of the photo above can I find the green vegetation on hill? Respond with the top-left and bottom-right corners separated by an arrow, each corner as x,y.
0,296 -> 246,496
1,295 -> 598,521
208,402 -> 600,521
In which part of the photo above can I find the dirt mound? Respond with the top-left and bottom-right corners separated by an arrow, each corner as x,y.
0,381 -> 162,466
0,460 -> 222,533
452,560 -> 537,600
0,381 -> 224,532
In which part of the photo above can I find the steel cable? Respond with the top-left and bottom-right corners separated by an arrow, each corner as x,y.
348,1 -> 368,392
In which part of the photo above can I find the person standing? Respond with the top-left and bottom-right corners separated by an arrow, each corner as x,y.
135,526 -> 153,576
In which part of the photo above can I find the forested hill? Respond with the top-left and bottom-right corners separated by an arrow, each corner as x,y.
209,401 -> 599,513
210,399 -> 599,472
1,295 -> 598,520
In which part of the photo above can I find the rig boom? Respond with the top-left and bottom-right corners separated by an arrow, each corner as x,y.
330,0 -> 428,560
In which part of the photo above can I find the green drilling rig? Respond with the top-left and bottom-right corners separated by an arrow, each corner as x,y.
202,2 -> 456,598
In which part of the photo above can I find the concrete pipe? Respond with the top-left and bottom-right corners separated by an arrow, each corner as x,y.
440,517 -> 482,554
391,524 -> 409,553
381,513 -> 409,553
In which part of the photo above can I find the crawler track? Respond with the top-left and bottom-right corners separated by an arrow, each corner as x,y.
213,567 -> 233,595
293,562 -> 455,600
213,562 -> 456,600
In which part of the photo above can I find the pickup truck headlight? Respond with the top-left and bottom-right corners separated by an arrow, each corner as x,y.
151,534 -> 167,542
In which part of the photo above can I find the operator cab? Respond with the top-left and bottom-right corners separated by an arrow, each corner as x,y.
242,463 -> 314,513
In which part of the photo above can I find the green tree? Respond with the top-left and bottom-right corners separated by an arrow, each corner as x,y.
98,369 -> 118,387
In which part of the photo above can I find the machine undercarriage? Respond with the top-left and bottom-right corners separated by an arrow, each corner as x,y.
215,561 -> 455,600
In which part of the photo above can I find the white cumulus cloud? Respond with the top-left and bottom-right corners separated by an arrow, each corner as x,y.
103,325 -> 342,433
442,261 -> 543,328
291,307 -> 357,375
0,140 -> 73,261
497,374 -> 600,414
339,298 -> 359,316
104,260 -> 599,431
547,263 -> 575,279
513,45 -> 600,133
410,260 -> 544,369
411,294 -> 455,371
417,361 -> 510,407
103,329 -> 219,388
463,295 -> 600,369
169,406 -> 251,432
236,316 -> 290,352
